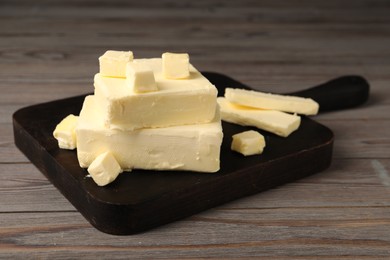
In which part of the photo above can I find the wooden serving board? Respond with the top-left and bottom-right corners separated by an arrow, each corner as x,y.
13,72 -> 369,235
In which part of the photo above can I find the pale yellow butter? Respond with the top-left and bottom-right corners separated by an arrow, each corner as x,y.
231,130 -> 265,156
162,52 -> 190,79
87,151 -> 123,186
126,62 -> 158,93
225,88 -> 319,115
94,58 -> 217,130
99,50 -> 133,78
76,96 -> 223,173
53,114 -> 78,150
217,97 -> 301,137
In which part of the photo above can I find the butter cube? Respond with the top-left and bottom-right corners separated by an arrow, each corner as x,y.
126,62 -> 158,93
87,151 -> 123,186
53,114 -> 78,150
231,130 -> 265,156
99,50 -> 133,78
162,52 -> 190,79
217,97 -> 301,137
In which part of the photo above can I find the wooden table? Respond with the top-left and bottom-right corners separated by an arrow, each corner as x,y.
1,0 -> 389,258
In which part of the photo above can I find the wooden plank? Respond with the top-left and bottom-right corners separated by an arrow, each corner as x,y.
0,205 -> 389,258
222,158 -> 390,209
0,125 -> 30,163
0,163 -> 75,212
325,120 -> 390,159
0,82 -> 92,105
1,0 -> 389,22
1,159 -> 388,256
0,1 -> 388,84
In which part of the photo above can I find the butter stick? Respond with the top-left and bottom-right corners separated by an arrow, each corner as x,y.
217,97 -> 300,137
225,88 -> 319,115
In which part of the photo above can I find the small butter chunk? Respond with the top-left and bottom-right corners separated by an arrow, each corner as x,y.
162,52 -> 190,79
126,62 -> 158,93
87,151 -> 123,186
217,97 -> 301,137
231,130 -> 266,156
99,50 -> 133,78
225,88 -> 319,115
53,114 -> 78,150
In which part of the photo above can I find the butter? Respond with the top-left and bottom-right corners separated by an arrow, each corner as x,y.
94,58 -> 217,130
162,52 -> 190,79
77,96 -> 223,173
87,151 -> 123,186
126,62 -> 158,93
225,88 -> 319,115
231,130 -> 265,156
99,50 -> 133,78
217,97 -> 301,137
53,114 -> 78,150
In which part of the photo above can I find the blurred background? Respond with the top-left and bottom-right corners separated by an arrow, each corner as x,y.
2,0 -> 389,100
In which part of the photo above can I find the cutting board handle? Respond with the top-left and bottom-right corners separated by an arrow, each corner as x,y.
290,76 -> 370,113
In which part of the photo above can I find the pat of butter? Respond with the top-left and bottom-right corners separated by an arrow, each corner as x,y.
87,151 -> 123,186
94,58 -> 217,130
53,114 -> 78,150
217,97 -> 301,137
162,52 -> 190,79
126,62 -> 158,93
231,130 -> 265,156
76,96 -> 223,173
225,88 -> 319,115
99,50 -> 133,78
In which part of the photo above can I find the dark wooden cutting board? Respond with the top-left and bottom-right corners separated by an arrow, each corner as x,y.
13,72 -> 369,235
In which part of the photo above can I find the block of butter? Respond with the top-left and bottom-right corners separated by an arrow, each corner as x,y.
231,130 -> 266,156
53,114 -> 78,150
225,88 -> 319,115
76,96 -> 223,173
94,58 -> 217,130
217,97 -> 301,137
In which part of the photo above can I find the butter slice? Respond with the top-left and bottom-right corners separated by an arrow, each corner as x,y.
87,151 -> 123,186
53,114 -> 78,149
76,96 -> 223,173
126,62 -> 158,93
231,130 -> 265,156
217,97 -> 300,137
162,52 -> 190,79
94,58 -> 217,130
225,88 -> 319,115
99,50 -> 133,78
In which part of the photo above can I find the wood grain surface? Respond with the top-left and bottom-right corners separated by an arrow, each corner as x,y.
1,0 -> 390,258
